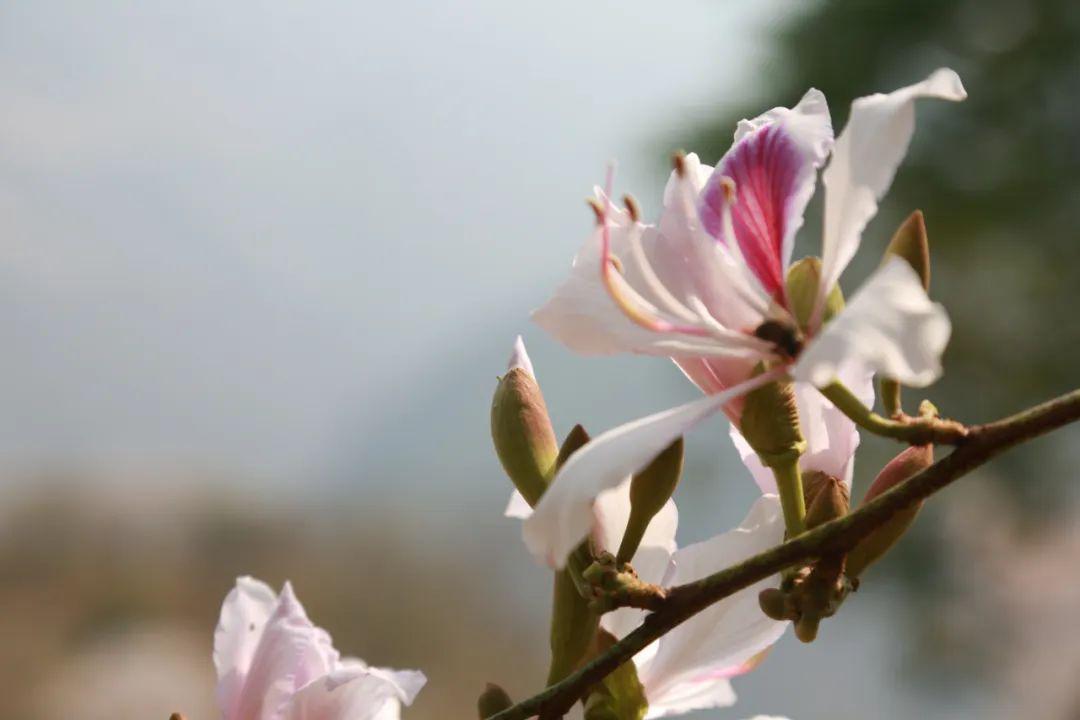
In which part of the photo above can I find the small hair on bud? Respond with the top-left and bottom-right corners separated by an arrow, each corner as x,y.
622,194 -> 641,223
586,196 -> 605,225
671,151 -> 687,177
507,335 -> 535,378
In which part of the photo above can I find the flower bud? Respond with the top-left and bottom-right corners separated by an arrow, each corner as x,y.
803,472 -> 849,530
883,210 -> 931,290
477,683 -> 513,718
786,256 -> 844,332
846,444 -> 934,578
758,587 -> 792,621
879,212 -> 931,415
616,438 -> 684,564
491,337 -> 559,506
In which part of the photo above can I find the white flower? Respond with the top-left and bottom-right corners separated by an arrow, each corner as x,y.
214,577 -> 425,720
526,70 -> 964,567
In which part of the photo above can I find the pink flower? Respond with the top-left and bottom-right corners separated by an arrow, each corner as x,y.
214,577 -> 425,720
526,70 -> 964,567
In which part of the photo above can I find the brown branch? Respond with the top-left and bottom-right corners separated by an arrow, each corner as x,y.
488,388 -> 1080,720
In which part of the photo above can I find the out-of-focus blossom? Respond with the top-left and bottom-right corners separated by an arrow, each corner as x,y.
508,483 -> 786,718
214,577 -> 425,720
526,70 -> 963,567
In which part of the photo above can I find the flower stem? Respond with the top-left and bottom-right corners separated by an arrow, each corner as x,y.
769,459 -> 806,536
820,381 -> 968,445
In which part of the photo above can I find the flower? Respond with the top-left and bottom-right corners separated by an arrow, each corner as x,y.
526,69 -> 964,566
507,482 -> 786,719
214,577 -> 425,720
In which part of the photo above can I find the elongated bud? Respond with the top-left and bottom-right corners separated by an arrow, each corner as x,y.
879,212 -> 930,416
491,337 -> 559,506
884,210 -> 931,290
803,473 -> 848,529
846,444 -> 934,578
616,438 -> 683,564
477,683 -> 513,718
786,256 -> 844,332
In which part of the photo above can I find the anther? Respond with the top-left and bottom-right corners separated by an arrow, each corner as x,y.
671,151 -> 687,178
623,194 -> 641,223
586,197 -> 605,225
719,176 -> 737,204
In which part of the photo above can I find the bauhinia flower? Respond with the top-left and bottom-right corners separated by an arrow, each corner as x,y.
508,475 -> 786,718
214,577 -> 425,720
525,69 -> 964,566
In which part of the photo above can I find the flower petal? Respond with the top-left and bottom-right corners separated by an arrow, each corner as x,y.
232,582 -> 340,720
817,68 -> 966,319
794,258 -> 951,388
284,662 -> 425,720
522,372 -> 779,568
215,576 -> 281,720
643,675 -> 736,719
700,89 -> 834,300
638,496 -> 788,714
504,489 -> 532,519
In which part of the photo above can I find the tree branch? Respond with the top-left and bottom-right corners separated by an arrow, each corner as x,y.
488,388 -> 1080,720
820,381 -> 969,444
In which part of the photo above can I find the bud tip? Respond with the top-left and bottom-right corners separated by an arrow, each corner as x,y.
507,335 -> 535,379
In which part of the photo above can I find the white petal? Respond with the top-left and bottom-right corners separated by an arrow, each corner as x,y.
643,675 -> 736,718
285,663 -> 425,720
507,335 -> 535,378
504,489 -> 532,519
639,496 -> 788,710
232,582 -> 340,720
523,373 -> 777,568
818,68 -> 966,316
794,258 -> 951,388
215,576 -> 280,720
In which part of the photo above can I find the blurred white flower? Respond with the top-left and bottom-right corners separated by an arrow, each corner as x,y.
214,577 -> 425,720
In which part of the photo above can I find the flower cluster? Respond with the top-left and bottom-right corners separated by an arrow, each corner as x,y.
489,68 -> 965,719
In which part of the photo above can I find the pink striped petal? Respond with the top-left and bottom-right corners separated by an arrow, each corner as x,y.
699,89 -> 833,301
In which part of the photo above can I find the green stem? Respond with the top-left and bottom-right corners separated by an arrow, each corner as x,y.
820,381 -> 968,445
769,459 -> 806,536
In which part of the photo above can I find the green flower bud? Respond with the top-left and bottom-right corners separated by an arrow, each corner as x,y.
879,211 -> 931,416
846,444 -> 934,578
491,338 -> 559,506
477,683 -> 513,718
786,256 -> 844,332
883,210 -> 931,290
582,631 -> 648,720
758,587 -> 791,621
617,438 -> 684,564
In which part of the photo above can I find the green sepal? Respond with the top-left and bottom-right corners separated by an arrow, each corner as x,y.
582,631 -> 648,720
617,438 -> 684,564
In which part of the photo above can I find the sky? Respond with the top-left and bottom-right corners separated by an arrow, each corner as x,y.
0,0 -> 795,486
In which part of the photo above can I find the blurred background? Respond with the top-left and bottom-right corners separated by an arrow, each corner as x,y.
0,1 -> 1078,718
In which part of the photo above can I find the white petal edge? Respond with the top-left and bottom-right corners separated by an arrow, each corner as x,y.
817,68 -> 966,320
215,576 -> 280,720
638,496 -> 788,713
522,370 -> 781,568
794,257 -> 951,388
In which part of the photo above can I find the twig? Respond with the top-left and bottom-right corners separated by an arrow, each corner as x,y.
488,388 -> 1080,719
